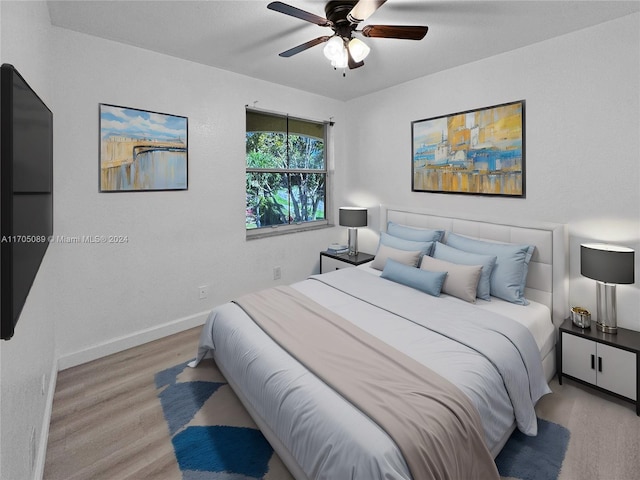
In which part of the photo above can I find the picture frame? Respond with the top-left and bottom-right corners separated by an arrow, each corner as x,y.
412,100 -> 525,197
99,103 -> 188,192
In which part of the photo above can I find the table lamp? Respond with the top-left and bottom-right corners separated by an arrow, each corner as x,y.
339,207 -> 367,256
580,243 -> 635,334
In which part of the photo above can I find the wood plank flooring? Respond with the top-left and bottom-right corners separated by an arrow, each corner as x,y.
44,328 -> 200,480
44,326 -> 640,480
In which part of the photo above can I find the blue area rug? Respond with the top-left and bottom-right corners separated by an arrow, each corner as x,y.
156,360 -> 570,480
155,359 -> 284,480
496,418 -> 570,480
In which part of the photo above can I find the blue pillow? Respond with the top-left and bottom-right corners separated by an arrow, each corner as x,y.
446,233 -> 535,305
379,232 -> 433,257
432,242 -> 496,300
387,221 -> 444,243
381,259 -> 447,297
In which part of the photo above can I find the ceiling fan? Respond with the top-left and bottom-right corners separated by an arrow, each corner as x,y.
267,0 -> 428,74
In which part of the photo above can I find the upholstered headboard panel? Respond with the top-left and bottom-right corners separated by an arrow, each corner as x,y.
381,205 -> 569,325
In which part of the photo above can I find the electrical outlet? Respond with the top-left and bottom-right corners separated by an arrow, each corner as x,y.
273,266 -> 281,280
198,285 -> 209,299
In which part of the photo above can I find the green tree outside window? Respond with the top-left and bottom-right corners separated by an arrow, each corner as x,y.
246,110 -> 327,230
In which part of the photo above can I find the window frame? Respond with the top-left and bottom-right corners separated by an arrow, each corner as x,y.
245,109 -> 330,238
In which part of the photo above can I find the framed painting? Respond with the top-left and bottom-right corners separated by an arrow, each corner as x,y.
99,104 -> 188,192
412,100 -> 525,197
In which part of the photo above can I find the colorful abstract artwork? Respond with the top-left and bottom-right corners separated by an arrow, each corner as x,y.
412,100 -> 525,197
99,104 -> 188,192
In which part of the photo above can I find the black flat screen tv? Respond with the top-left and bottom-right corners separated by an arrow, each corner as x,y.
1,64 -> 53,340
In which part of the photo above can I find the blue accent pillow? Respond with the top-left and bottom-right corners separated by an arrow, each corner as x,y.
379,232 -> 434,257
387,221 -> 444,243
446,233 -> 535,305
432,242 -> 496,301
381,259 -> 447,297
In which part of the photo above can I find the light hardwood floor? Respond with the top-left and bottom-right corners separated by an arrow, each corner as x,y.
44,327 -> 200,480
539,377 -> 640,480
44,327 -> 640,480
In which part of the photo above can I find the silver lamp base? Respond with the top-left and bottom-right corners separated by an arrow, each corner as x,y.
347,228 -> 358,256
596,281 -> 617,334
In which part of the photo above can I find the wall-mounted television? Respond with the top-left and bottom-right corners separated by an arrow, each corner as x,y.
1,64 -> 53,340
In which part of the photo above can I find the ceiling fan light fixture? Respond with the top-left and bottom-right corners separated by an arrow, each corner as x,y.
332,46 -> 349,69
269,1 -> 427,71
323,35 -> 344,61
348,38 -> 370,62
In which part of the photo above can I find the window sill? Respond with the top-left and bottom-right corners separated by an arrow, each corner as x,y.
246,221 -> 333,240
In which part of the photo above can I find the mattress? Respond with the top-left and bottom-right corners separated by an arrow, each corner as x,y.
358,263 -> 556,359
192,267 -> 553,479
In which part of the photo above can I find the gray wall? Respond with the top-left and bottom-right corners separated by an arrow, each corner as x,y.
1,2 -> 638,479
344,13 -> 640,330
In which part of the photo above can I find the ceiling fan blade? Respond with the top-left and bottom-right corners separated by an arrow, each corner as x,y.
267,2 -> 331,27
279,36 -> 331,57
361,25 -> 428,40
348,0 -> 387,23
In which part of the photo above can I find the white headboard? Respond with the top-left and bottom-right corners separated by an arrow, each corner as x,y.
380,205 -> 569,326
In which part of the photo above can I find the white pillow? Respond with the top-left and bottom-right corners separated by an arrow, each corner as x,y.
371,244 -> 421,271
420,255 -> 482,303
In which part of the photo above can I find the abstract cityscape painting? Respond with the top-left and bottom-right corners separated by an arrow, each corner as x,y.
99,104 -> 188,192
412,100 -> 525,197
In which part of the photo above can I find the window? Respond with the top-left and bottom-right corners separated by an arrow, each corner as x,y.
246,109 -> 328,234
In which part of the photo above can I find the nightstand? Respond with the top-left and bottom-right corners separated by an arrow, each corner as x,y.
558,317 -> 640,415
320,251 -> 375,274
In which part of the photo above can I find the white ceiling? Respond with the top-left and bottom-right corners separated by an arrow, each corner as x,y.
47,0 -> 640,101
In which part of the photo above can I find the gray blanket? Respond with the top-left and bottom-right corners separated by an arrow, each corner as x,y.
234,285 -> 500,480
311,267 -> 551,436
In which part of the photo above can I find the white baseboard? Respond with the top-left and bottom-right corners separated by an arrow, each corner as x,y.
57,310 -> 210,371
32,311 -> 209,479
33,360 -> 58,480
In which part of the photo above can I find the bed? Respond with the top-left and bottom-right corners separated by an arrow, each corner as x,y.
191,206 -> 568,480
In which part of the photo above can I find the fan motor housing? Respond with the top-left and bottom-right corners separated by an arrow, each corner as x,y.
325,1 -> 358,24
325,0 -> 358,37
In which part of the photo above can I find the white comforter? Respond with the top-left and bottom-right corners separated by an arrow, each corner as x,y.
192,267 -> 552,480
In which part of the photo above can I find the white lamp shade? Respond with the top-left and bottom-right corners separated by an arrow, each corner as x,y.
348,38 -> 370,62
323,36 -> 344,61
333,47 -> 348,68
